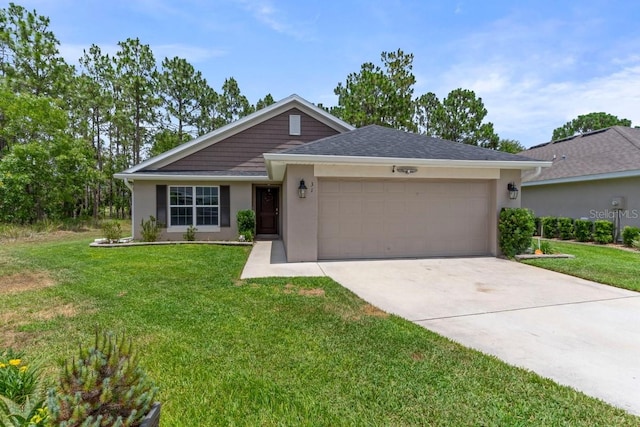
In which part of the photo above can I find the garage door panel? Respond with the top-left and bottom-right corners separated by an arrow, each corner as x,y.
318,179 -> 490,259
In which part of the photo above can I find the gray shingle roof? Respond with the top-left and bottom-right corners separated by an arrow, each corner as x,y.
137,170 -> 268,177
520,126 -> 640,182
279,124 -> 539,162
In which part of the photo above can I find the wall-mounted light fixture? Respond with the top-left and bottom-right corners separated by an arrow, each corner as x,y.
392,165 -> 418,174
507,182 -> 519,200
298,179 -> 308,199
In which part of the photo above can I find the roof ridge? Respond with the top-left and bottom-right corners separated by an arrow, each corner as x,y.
611,126 -> 640,151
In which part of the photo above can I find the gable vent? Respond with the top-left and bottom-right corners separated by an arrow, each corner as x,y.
289,114 -> 301,136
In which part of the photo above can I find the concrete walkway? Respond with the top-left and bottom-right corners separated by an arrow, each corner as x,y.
241,241 -> 640,415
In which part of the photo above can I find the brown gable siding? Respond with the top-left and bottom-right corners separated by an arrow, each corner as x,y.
157,108 -> 339,172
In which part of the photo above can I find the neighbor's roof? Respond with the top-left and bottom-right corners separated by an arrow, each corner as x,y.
264,124 -> 549,181
520,126 -> 640,186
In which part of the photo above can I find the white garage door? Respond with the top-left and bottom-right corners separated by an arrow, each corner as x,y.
318,179 -> 491,259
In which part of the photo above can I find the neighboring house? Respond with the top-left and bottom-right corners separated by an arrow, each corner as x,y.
115,94 -> 549,262
519,126 -> 640,230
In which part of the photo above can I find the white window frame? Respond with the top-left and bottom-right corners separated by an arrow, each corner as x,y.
168,185 -> 220,232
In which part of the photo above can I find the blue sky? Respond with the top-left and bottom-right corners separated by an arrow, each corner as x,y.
15,0 -> 640,147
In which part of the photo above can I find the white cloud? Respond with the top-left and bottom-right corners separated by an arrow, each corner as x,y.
235,0 -> 316,41
478,63 -> 640,147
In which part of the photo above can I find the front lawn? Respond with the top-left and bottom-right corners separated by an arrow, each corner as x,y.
0,235 -> 638,425
522,241 -> 640,292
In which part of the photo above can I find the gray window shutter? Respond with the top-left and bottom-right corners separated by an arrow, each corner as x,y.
220,185 -> 230,227
156,185 -> 167,226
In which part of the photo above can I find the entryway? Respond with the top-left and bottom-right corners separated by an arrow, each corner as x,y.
255,187 -> 279,235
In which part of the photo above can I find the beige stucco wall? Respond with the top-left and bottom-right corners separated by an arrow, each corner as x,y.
522,177 -> 640,229
490,169 -> 522,255
130,180 -> 253,241
280,164 -> 525,261
282,164 -> 318,262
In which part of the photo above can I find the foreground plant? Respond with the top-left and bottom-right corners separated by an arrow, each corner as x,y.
0,395 -> 48,427
47,331 -> 158,427
0,351 -> 38,406
0,350 -> 47,427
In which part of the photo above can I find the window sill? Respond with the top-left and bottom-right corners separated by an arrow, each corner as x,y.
167,226 -> 221,233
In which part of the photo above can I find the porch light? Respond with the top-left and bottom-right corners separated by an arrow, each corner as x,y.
298,179 -> 308,199
507,182 -> 519,200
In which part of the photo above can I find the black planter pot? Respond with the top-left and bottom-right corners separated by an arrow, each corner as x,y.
139,402 -> 161,427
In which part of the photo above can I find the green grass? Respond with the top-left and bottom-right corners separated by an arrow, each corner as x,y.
1,234 -> 638,425
522,241 -> 640,292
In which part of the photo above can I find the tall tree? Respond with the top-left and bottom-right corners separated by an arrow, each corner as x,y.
551,112 -> 632,141
255,93 -> 275,111
218,77 -> 253,125
114,38 -> 159,165
334,49 -> 417,131
194,83 -> 219,136
156,56 -> 205,143
432,88 -> 499,148
497,138 -> 526,154
0,2 -> 72,97
0,84 -> 93,222
414,92 -> 440,136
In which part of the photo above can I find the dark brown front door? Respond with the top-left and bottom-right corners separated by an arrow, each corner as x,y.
256,187 -> 279,234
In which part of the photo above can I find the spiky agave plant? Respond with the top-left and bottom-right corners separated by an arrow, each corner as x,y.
47,331 -> 158,427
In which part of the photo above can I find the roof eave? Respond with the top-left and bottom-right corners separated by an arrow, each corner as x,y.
264,153 -> 552,181
113,173 -> 272,182
523,169 -> 640,186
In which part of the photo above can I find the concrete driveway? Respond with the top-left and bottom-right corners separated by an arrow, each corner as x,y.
242,242 -> 640,415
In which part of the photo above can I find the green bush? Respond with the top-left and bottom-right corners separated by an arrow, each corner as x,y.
533,217 -> 542,236
237,210 -> 256,235
541,217 -> 558,238
574,219 -> 593,242
499,208 -> 535,258
48,331 -> 158,427
102,220 -> 123,243
140,216 -> 162,242
239,230 -> 254,242
593,220 -> 614,244
557,217 -> 574,240
633,239 -> 640,250
621,226 -> 640,247
183,225 -> 197,241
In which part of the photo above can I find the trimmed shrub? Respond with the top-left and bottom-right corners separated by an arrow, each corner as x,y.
557,217 -> 574,240
102,220 -> 122,243
593,220 -> 614,244
499,208 -> 535,258
574,219 -> 593,242
622,226 -> 640,247
140,216 -> 162,242
183,225 -> 197,241
541,216 -> 558,238
237,210 -> 256,236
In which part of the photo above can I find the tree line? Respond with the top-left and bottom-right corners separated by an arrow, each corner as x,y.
0,3 -> 274,223
0,3 -> 633,224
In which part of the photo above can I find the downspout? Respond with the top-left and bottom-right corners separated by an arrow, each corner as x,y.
122,178 -> 133,191
123,178 -> 134,238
